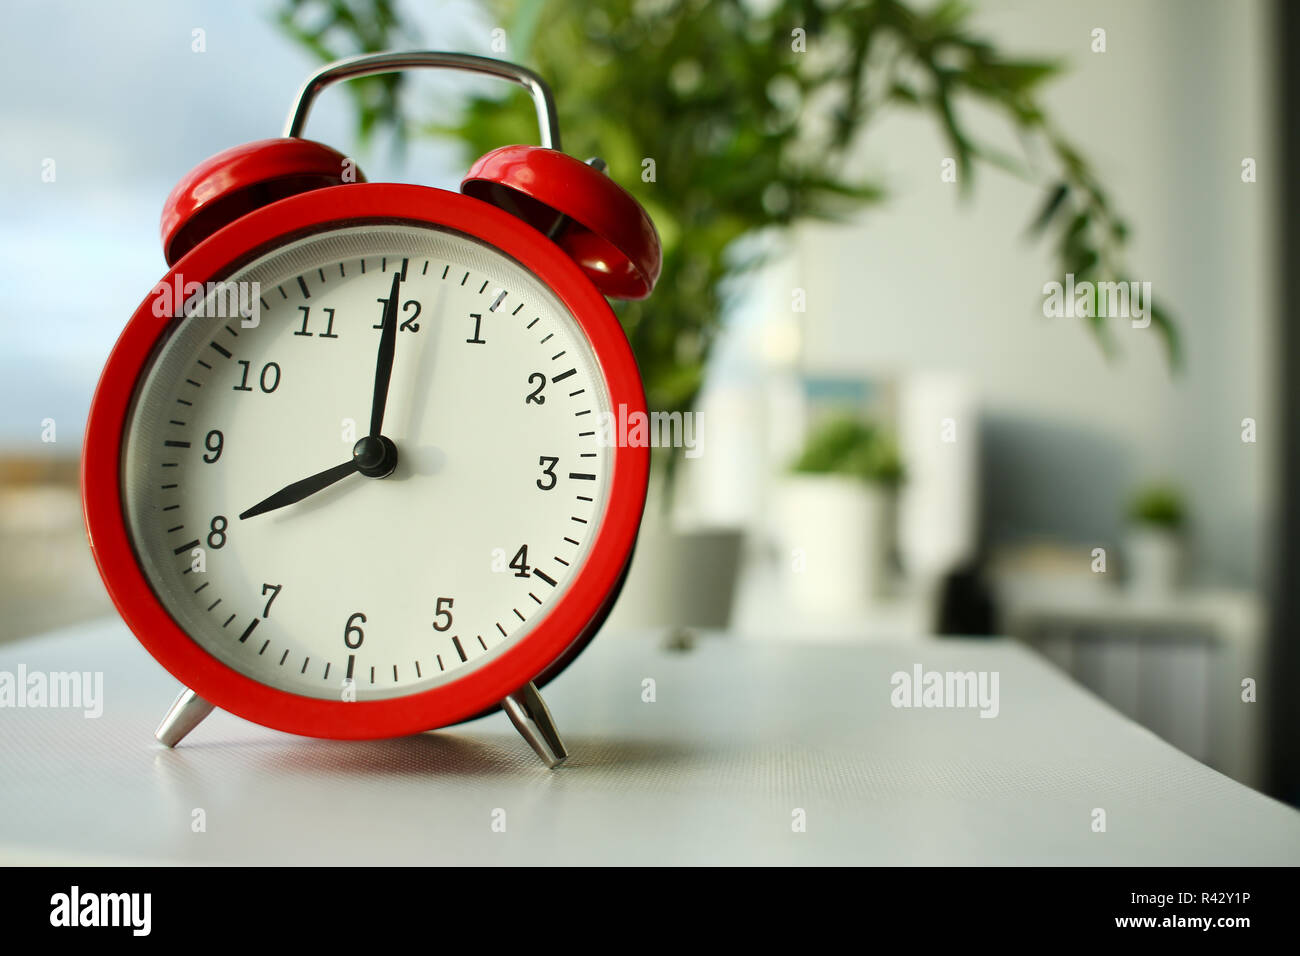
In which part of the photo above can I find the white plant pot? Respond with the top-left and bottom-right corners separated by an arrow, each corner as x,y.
602,470 -> 745,634
1126,527 -> 1182,596
774,475 -> 894,614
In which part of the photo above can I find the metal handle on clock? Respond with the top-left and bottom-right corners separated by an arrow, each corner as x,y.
283,50 -> 561,150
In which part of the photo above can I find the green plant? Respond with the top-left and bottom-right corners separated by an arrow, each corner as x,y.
276,0 -> 1179,427
1128,484 -> 1186,531
792,416 -> 903,487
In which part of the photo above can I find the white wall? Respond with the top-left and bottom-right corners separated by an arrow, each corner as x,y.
792,0 -> 1276,588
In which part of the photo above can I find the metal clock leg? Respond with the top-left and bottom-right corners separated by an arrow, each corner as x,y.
154,687 -> 215,747
502,681 -> 568,769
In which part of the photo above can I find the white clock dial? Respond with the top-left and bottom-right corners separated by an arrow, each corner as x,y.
122,225 -> 614,701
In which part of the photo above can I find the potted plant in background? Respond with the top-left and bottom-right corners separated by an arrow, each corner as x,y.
1125,483 -> 1186,597
777,416 -> 903,612
278,0 -> 1178,631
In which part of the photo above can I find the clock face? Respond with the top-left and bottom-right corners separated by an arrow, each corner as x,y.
122,224 -> 613,702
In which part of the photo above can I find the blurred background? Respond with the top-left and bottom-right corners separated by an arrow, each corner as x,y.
2,0 -> 1295,803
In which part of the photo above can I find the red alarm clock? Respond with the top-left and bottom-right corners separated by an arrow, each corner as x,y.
81,52 -> 659,767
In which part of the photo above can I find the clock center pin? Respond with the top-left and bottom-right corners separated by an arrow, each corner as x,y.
352,435 -> 398,479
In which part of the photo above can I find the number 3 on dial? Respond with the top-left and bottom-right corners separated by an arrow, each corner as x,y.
537,455 -> 558,491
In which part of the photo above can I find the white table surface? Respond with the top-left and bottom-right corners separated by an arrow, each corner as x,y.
1,619 -> 1297,865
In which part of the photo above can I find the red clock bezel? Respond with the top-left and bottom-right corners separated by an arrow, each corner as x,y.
82,183 -> 649,739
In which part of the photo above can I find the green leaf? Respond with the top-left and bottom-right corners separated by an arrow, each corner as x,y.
1148,303 -> 1182,371
1028,182 -> 1070,236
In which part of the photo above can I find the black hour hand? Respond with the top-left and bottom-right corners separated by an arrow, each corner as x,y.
238,435 -> 399,520
238,459 -> 359,520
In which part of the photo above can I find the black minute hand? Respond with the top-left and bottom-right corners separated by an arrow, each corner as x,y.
370,270 -> 402,436
238,459 -> 360,520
